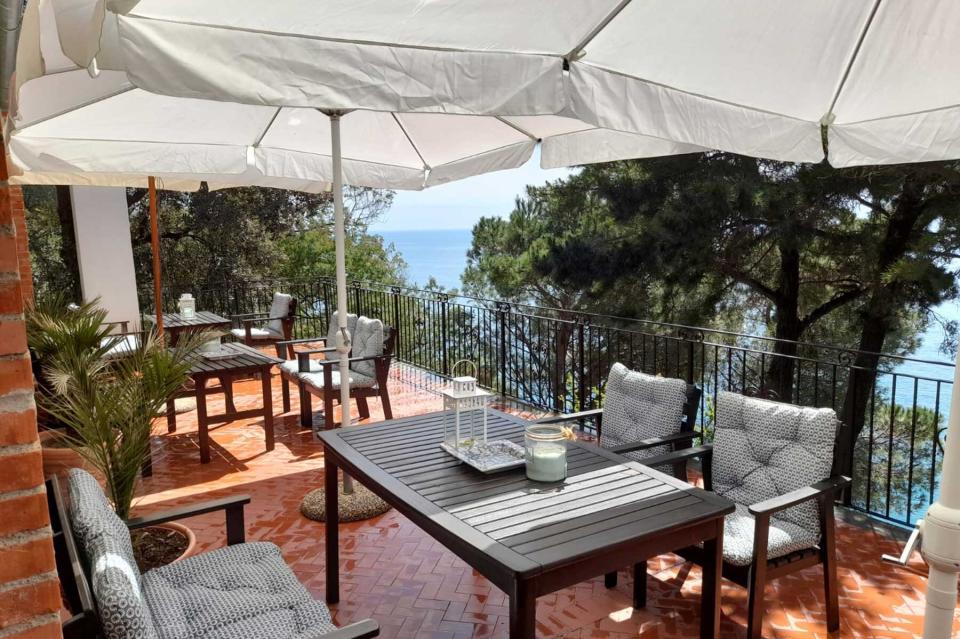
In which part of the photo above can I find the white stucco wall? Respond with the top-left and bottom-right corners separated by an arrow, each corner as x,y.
71,186 -> 141,330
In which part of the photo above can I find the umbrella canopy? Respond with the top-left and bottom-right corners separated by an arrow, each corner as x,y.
15,0 -> 705,442
50,0 -> 960,168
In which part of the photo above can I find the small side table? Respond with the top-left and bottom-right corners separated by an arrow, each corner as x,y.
166,343 -> 281,464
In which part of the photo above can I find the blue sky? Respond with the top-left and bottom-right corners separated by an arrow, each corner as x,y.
369,149 -> 573,231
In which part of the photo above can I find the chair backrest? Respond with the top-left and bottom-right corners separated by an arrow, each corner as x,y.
712,391 -> 838,536
600,363 -> 690,460
326,311 -> 359,350
61,469 -> 157,639
350,316 -> 384,378
266,292 -> 295,336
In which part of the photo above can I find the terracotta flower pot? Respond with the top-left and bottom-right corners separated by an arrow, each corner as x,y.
132,522 -> 198,570
38,429 -> 102,482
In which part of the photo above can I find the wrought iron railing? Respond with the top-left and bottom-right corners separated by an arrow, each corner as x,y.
148,277 -> 951,528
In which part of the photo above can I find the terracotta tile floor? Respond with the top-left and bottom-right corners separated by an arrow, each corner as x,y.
135,363 -> 958,638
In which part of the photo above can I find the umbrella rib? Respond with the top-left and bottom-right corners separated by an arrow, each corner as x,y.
252,106 -> 283,148
565,0 -> 633,61
391,113 -> 430,172
823,0 -> 883,125
495,117 -> 539,142
13,84 -> 137,130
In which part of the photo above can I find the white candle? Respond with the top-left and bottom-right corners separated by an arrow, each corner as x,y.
526,443 -> 567,482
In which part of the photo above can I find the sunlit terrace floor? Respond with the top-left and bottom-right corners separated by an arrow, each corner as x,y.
134,361 -> 957,638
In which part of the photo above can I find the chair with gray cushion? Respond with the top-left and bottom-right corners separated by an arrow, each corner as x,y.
275,311 -> 358,424
277,314 -> 396,431
231,292 -> 298,347
49,469 -> 379,639
538,362 -> 701,601
639,391 -> 849,639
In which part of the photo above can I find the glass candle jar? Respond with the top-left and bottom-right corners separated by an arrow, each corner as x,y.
524,425 -> 568,482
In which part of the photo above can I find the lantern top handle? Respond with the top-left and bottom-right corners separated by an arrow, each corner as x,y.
452,360 -> 478,379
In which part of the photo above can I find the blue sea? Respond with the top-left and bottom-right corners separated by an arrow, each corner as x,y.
380,229 -> 473,290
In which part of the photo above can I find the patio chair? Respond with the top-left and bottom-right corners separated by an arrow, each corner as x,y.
275,311 -> 359,423
539,362 -> 701,595
280,315 -> 396,430
99,319 -> 142,359
638,391 -> 850,639
230,292 -> 298,347
540,363 -> 701,473
49,469 -> 379,639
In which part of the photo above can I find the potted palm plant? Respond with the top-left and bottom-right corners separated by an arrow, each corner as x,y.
41,327 -> 204,568
26,295 -> 121,478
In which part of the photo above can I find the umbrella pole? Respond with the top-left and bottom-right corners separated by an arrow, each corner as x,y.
148,176 -> 164,337
921,349 -> 960,638
330,113 -> 354,494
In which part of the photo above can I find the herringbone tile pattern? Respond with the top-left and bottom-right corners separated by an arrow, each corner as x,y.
134,363 -> 957,638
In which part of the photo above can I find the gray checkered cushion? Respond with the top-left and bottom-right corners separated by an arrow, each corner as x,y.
712,392 -> 838,563
720,504 -> 820,566
67,469 -> 156,639
326,312 -> 358,351
266,293 -> 294,336
350,317 -> 384,379
299,369 -> 377,390
142,542 -> 335,639
600,363 -> 688,461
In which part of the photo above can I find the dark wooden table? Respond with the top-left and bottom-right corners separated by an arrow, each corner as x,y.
319,410 -> 734,638
165,342 -> 281,464
144,311 -> 231,346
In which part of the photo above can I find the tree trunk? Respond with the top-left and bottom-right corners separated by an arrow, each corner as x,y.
55,185 -> 81,300
763,244 -> 802,400
836,177 -> 925,479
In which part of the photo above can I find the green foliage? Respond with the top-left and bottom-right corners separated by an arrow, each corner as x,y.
277,228 -> 406,284
39,323 -> 202,520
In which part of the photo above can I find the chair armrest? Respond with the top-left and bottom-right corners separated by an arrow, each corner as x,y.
101,320 -> 130,333
536,409 -> 603,425
748,476 -> 851,517
639,444 -> 713,469
231,312 -> 268,319
126,494 -> 251,545
319,619 -> 380,639
607,430 -> 698,455
639,444 -> 714,489
277,337 -> 331,350
309,354 -> 386,366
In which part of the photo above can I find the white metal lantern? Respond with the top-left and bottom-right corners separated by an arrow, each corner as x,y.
178,293 -> 196,319
442,360 -> 492,450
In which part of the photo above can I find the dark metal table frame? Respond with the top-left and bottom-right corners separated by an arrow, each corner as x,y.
165,342 -> 281,464
319,410 -> 733,638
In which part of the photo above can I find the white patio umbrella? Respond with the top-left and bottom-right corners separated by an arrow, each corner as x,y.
52,0 -> 960,169
15,0 -> 705,438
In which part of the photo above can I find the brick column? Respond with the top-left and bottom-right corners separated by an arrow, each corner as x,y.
0,152 -> 61,637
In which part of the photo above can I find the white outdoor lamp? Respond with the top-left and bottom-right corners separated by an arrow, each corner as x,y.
441,361 -> 492,451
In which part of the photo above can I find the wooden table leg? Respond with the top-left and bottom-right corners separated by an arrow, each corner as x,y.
221,373 -> 237,414
324,452 -> 339,604
701,519 -> 724,639
261,366 -> 275,452
196,376 -> 211,464
509,579 -> 536,638
165,397 -> 177,433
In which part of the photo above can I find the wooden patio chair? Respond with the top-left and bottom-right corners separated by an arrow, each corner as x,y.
230,292 -> 297,348
278,314 -> 396,430
48,469 -> 379,639
538,362 -> 701,595
639,391 -> 850,639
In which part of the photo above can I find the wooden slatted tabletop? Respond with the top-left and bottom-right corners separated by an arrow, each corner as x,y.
319,409 -> 733,638
144,310 -> 231,329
